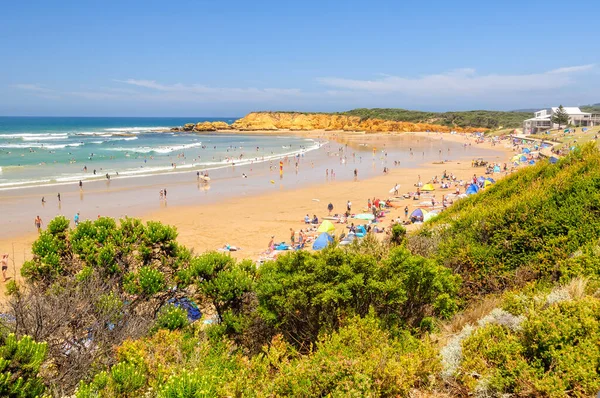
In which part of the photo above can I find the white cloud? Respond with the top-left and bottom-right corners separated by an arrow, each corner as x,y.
317,65 -> 596,97
114,79 -> 305,102
12,83 -> 52,92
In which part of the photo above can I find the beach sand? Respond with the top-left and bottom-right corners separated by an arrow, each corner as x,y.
0,131 -> 515,296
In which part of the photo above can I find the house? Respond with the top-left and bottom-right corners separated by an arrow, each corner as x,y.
523,107 -> 600,134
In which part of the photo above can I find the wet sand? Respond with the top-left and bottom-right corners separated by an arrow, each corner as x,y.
0,131 -> 514,295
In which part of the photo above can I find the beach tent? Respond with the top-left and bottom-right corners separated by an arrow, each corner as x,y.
421,183 -> 435,191
486,177 -> 496,183
493,165 -> 501,173
511,155 -> 522,162
522,148 -> 531,154
465,184 -> 479,196
549,156 -> 558,164
483,180 -> 493,188
410,208 -> 427,222
520,155 -> 527,162
312,232 -> 333,250
355,213 -> 375,220
529,160 -> 535,165
317,220 -> 336,233
477,176 -> 486,184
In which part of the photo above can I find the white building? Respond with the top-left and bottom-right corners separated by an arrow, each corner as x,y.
523,107 -> 600,134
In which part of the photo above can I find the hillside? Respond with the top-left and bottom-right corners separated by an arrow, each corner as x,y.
3,145 -> 600,397
341,108 -> 531,129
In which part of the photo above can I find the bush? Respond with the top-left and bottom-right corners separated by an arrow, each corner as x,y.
153,304 -> 189,332
457,295 -> 600,396
0,334 -> 48,398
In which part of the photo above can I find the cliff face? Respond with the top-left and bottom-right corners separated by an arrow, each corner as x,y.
231,112 -> 486,133
175,112 -> 487,133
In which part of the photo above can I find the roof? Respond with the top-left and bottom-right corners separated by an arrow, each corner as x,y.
551,107 -> 590,115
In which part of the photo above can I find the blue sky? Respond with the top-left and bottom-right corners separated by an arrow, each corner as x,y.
1,0 -> 599,116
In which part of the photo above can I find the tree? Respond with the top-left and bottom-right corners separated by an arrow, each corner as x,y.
551,105 -> 569,129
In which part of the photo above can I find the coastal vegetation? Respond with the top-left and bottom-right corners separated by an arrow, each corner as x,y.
341,108 -> 531,129
3,144 -> 600,396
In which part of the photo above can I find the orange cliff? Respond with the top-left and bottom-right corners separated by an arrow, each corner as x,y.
175,112 -> 487,133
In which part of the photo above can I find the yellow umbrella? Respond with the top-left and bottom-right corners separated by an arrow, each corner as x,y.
317,220 -> 336,233
422,183 -> 435,191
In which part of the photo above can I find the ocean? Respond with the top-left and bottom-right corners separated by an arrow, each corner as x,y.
0,117 -> 319,190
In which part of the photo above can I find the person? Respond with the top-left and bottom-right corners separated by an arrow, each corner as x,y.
349,223 -> 356,233
159,190 -> 164,200
34,216 -> 43,233
354,168 -> 358,179
79,180 -> 83,190
164,188 -> 167,198
1,253 -> 8,282
404,206 -> 409,219
347,200 -> 352,212
74,212 -> 80,227
394,183 -> 399,195
290,228 -> 295,245
327,202 -> 333,215
312,214 -> 319,224
41,197 -> 45,204
267,236 -> 275,253
57,193 -> 61,202
304,214 -> 311,224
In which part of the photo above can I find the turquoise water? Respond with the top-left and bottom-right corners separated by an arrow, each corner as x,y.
0,117 -> 318,189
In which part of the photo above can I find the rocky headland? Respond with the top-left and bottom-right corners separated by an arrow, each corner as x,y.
170,112 -> 488,133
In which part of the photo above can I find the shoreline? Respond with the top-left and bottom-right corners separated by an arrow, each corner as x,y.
0,131 -> 514,296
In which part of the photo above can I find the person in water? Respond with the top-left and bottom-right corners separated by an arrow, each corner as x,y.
34,216 -> 43,233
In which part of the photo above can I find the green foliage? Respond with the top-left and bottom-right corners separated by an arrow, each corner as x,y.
390,223 -> 407,245
179,252 -> 256,336
421,143 -> 600,296
158,371 -> 217,398
341,108 -> 530,128
0,334 -> 48,398
229,314 -> 440,396
153,304 -> 189,332
551,104 -> 570,128
458,296 -> 600,397
257,246 -> 460,347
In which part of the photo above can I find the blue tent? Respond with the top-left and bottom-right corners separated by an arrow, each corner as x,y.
493,165 -> 501,173
485,177 -> 496,183
477,176 -> 486,184
549,156 -> 558,164
410,208 -> 425,222
313,232 -> 333,250
529,160 -> 535,165
465,184 -> 479,196
520,155 -> 527,162
522,148 -> 531,154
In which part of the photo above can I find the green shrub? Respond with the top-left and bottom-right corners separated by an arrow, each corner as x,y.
153,304 -> 189,332
0,334 -> 48,398
458,295 -> 600,396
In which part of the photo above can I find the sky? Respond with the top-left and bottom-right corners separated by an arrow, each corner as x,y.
1,0 -> 599,117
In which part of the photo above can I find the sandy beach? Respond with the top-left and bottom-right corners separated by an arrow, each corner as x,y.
0,131 -> 514,295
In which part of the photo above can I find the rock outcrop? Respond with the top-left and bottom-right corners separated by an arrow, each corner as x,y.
231,112 -> 485,133
174,112 -> 488,133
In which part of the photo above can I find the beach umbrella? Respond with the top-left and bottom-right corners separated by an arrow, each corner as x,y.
354,213 -> 375,221
522,148 -> 531,154
312,232 -> 333,250
317,220 -> 336,233
421,183 -> 435,191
